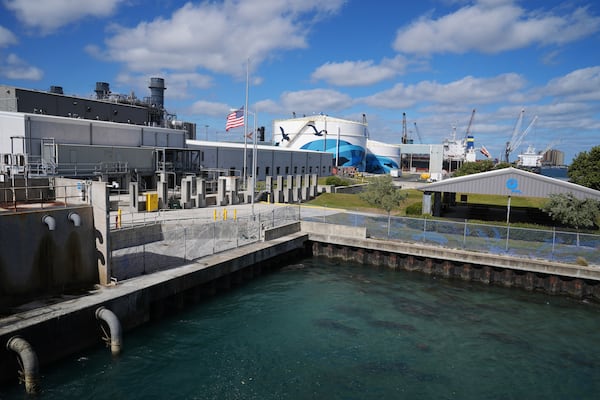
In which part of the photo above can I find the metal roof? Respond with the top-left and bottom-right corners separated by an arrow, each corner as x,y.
417,167 -> 600,200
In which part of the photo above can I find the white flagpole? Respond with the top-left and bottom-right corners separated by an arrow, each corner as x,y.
243,58 -> 250,189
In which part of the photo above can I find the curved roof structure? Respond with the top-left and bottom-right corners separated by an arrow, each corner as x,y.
417,167 -> 600,201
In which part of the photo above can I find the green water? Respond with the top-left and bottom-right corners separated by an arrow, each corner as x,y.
4,258 -> 600,399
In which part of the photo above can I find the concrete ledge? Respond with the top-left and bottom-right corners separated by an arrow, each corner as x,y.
301,220 -> 367,239
263,222 -> 301,241
110,223 -> 163,250
307,232 -> 600,281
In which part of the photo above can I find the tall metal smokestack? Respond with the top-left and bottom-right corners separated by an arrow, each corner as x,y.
148,77 -> 166,109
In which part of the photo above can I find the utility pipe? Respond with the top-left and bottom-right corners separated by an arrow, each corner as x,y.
95,307 -> 122,356
6,336 -> 40,395
68,212 -> 81,227
42,214 -> 56,231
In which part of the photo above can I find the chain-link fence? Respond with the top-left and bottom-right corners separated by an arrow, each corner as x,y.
302,209 -> 600,266
111,205 -> 299,280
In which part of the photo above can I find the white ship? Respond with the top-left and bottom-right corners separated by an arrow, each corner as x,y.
517,145 -> 543,168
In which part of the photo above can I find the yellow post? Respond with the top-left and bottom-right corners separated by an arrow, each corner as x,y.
117,208 -> 122,229
223,209 -> 227,220
234,209 -> 237,221
213,209 -> 217,221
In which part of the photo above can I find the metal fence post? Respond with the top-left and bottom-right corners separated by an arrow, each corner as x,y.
463,219 -> 467,248
552,227 -> 556,257
505,225 -> 510,251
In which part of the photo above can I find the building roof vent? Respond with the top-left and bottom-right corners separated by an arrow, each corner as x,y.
95,82 -> 110,100
49,86 -> 63,95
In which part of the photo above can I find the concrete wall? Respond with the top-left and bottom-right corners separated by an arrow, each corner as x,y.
301,221 -> 367,239
0,205 -> 98,310
0,233 -> 309,388
307,230 -> 600,300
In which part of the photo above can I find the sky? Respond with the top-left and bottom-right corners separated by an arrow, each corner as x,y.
0,0 -> 599,164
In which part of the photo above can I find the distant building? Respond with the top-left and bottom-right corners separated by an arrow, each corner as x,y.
542,149 -> 565,166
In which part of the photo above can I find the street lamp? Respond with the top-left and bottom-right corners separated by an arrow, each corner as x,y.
204,124 -> 209,141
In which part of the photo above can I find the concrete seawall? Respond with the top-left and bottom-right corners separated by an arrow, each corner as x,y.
302,221 -> 600,300
0,232 -> 309,388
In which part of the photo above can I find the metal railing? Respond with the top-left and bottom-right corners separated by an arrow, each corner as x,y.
0,183 -> 89,212
301,209 -> 600,266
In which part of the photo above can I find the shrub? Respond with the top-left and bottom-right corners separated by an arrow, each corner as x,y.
325,176 -> 351,186
405,202 -> 422,215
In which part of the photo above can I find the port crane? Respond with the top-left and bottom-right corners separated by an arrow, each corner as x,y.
504,109 -> 538,163
401,113 -> 409,144
465,108 -> 475,138
413,122 -> 423,144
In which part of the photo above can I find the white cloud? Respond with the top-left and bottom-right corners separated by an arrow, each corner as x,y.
0,53 -> 43,80
311,56 -> 408,86
99,0 -> 344,77
362,73 -> 527,109
188,100 -> 233,118
540,66 -> 600,102
0,25 -> 18,47
257,88 -> 354,115
4,0 -> 124,34
393,1 -> 600,55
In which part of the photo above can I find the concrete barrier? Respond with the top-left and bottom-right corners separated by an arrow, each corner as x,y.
263,222 -> 301,241
301,221 -> 367,239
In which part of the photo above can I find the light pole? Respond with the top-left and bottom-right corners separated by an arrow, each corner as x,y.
204,124 -> 209,141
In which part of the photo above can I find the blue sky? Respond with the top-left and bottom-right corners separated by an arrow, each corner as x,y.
0,0 -> 599,164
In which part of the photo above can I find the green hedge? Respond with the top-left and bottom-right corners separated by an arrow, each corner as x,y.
405,202 -> 422,215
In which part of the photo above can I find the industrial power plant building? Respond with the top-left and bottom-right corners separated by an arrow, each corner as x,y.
0,79 -> 333,207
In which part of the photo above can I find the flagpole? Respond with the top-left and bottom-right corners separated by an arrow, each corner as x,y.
243,58 -> 249,190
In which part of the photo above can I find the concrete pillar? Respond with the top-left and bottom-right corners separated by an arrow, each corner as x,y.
217,177 -> 227,206
272,189 -> 283,203
276,175 -> 283,191
157,172 -> 168,209
303,174 -> 310,188
91,181 -> 111,285
180,176 -> 193,209
244,176 -> 255,204
129,182 -> 138,213
265,176 -> 273,191
295,174 -> 303,189
422,193 -> 432,215
195,177 -> 206,208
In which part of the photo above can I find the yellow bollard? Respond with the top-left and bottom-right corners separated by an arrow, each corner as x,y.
223,209 -> 227,220
117,208 -> 122,229
234,209 -> 237,221
213,209 -> 217,221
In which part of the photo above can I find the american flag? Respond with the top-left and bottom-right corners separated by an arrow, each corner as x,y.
225,107 -> 244,131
